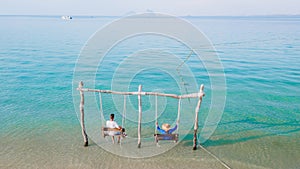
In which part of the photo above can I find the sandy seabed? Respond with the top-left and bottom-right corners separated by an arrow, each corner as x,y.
1,125 -> 299,169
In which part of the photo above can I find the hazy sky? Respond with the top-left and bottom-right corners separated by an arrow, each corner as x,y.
1,0 -> 300,16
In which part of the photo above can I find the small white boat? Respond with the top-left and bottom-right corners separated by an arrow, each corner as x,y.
61,16 -> 72,20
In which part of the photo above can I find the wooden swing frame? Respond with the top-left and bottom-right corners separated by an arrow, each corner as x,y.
77,81 -> 205,150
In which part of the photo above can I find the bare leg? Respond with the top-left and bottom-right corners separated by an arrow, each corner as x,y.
111,136 -> 115,144
117,136 -> 121,144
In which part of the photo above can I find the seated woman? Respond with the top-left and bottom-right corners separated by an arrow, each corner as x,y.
156,121 -> 178,134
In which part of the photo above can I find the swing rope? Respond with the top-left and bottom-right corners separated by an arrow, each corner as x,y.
155,95 -> 158,135
99,92 -> 105,125
176,98 -> 181,134
99,93 -> 127,129
122,95 -> 126,128
155,95 -> 181,134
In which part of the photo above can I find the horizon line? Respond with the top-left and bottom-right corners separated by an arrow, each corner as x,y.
1,14 -> 300,18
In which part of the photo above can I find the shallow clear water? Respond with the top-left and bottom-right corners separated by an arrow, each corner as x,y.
0,15 -> 299,168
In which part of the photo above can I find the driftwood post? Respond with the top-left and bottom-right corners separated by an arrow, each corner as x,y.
79,81 -> 88,146
137,85 -> 142,148
193,84 -> 204,150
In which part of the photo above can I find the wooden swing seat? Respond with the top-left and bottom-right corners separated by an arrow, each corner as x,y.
102,127 -> 125,138
154,133 -> 179,143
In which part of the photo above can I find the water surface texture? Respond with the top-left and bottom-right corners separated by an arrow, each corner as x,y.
0,15 -> 299,169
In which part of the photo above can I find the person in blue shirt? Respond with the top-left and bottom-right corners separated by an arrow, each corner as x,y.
156,121 -> 178,134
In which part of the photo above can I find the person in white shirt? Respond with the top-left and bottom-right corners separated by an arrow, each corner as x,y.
106,114 -> 122,144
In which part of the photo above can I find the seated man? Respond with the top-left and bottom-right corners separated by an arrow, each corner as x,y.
106,113 -> 123,144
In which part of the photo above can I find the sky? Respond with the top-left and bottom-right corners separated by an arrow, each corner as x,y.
1,0 -> 300,16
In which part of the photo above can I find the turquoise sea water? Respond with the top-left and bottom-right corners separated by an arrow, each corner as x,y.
0,15 -> 300,168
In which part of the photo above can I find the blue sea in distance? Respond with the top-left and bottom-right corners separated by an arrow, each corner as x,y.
0,15 -> 300,168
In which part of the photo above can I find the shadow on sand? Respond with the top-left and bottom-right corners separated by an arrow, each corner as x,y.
182,117 -> 300,147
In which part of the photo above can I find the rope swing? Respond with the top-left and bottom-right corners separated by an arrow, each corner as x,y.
154,96 -> 181,143
122,95 -> 126,128
99,92 -> 105,124
176,98 -> 181,134
155,95 -> 158,135
100,93 -> 127,138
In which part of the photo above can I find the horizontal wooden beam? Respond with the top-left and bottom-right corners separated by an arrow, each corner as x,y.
77,87 -> 205,99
